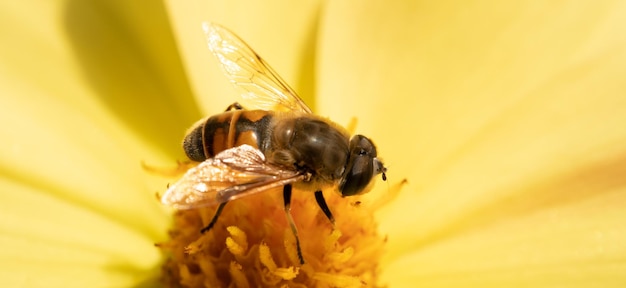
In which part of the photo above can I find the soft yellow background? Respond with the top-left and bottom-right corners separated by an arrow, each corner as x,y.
1,0 -> 625,287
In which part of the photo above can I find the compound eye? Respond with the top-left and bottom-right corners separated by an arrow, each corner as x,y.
339,154 -> 374,196
339,135 -> 379,196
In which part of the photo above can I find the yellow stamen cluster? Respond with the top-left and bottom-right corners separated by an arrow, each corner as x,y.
158,187 -> 385,287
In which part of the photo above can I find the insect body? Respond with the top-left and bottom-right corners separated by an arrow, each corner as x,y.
162,23 -> 387,264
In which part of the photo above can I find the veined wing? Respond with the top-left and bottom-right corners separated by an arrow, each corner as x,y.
162,145 -> 305,210
202,22 -> 312,114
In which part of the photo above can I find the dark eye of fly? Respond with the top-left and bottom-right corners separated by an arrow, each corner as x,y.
339,135 -> 382,196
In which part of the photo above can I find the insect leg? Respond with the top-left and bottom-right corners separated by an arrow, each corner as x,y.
200,202 -> 228,234
314,190 -> 335,226
283,184 -> 304,264
224,102 -> 244,111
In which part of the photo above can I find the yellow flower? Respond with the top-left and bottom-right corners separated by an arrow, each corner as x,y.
2,1 -> 626,287
0,1 -> 194,286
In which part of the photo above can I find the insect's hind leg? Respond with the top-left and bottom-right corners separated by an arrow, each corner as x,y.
314,190 -> 335,226
283,184 -> 305,264
200,202 -> 228,233
224,102 -> 244,111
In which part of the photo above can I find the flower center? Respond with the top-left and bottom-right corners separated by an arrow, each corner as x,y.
158,187 -> 385,287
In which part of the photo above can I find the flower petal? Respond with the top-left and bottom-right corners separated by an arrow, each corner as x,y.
0,1 -> 203,286
318,1 -> 626,285
383,186 -> 626,287
0,177 -> 161,287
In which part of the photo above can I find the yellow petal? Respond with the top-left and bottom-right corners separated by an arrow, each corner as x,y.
319,1 -> 626,286
0,1 -> 201,286
0,177 -> 160,286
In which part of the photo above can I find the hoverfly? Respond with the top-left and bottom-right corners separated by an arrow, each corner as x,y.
162,23 -> 387,264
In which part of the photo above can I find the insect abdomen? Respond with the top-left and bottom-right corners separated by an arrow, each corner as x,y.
183,110 -> 273,161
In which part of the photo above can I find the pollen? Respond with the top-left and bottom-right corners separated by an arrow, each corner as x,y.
158,187 -> 386,287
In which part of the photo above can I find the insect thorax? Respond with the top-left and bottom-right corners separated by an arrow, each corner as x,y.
268,116 -> 350,183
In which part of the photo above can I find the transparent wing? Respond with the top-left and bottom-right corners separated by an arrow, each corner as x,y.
202,22 -> 312,114
161,145 -> 305,210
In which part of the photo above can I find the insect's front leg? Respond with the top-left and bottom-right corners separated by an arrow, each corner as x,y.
314,190 -> 335,226
283,184 -> 304,264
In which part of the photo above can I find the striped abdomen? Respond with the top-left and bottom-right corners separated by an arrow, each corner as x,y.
183,110 -> 273,162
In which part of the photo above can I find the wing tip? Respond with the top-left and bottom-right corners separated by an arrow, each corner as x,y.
201,21 -> 222,31
202,22 -> 222,52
